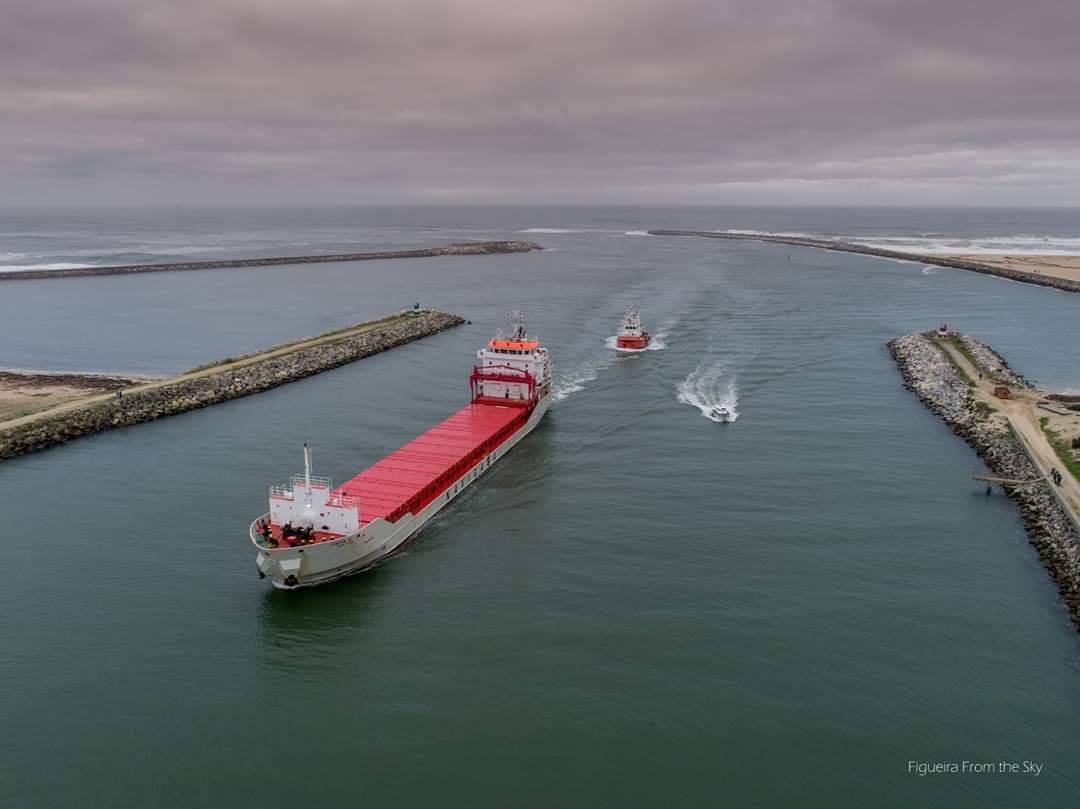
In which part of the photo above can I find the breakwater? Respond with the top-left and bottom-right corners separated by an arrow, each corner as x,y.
649,230 -> 1080,294
0,241 -> 542,282
889,331 -> 1080,629
0,310 -> 464,460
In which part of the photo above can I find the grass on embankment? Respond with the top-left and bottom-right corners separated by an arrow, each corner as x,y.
928,335 -> 976,387
945,333 -> 985,375
182,310 -> 424,373
1040,416 -> 1080,482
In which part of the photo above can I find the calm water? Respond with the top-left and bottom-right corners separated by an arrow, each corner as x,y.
2,206 -> 1079,807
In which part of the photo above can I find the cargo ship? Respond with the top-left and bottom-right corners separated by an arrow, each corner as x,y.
250,311 -> 552,589
614,304 -> 651,351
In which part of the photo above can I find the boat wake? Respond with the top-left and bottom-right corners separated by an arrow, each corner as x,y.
552,359 -> 610,402
677,360 -> 739,423
921,266 -> 937,274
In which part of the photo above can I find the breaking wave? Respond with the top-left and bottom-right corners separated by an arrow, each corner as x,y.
721,228 -> 817,239
676,359 -> 739,423
850,235 -> 1080,256
517,227 -> 633,236
716,229 -> 1080,256
517,228 -> 586,234
922,266 -> 937,274
0,262 -> 96,272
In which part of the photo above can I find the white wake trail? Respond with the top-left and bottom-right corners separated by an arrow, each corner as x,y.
676,360 -> 739,423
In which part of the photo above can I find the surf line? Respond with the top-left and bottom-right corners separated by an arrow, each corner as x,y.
646,230 -> 1080,295
0,241 -> 543,282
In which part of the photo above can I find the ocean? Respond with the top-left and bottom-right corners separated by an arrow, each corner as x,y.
1,205 -> 1079,807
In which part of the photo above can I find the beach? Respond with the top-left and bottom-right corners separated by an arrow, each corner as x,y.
943,254 -> 1080,284
0,371 -> 140,422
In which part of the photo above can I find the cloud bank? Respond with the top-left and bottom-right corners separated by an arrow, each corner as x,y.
3,0 -> 1080,205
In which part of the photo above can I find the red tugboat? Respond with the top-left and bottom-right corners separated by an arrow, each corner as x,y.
614,304 -> 651,351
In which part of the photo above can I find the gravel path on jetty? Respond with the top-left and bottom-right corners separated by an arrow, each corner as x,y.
889,331 -> 1080,629
649,230 -> 1080,294
0,309 -> 464,460
0,241 -> 541,282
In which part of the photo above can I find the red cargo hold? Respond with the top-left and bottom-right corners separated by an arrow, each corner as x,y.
334,402 -> 529,526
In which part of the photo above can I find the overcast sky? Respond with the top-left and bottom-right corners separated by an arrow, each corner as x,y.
4,0 -> 1079,206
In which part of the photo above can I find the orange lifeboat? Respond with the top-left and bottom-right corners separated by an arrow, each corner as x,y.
614,304 -> 651,350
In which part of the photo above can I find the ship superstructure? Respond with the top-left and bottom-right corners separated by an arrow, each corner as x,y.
614,304 -> 651,351
250,311 -> 551,589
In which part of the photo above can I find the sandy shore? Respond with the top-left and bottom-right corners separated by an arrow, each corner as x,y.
649,230 -> 1080,293
0,371 -> 140,421
943,254 -> 1080,283
0,310 -> 465,460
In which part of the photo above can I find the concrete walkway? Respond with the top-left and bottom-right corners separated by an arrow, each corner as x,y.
934,337 -> 1080,526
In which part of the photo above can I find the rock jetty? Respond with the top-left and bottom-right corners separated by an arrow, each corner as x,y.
952,334 -> 1032,389
0,241 -> 542,282
0,310 -> 464,460
889,331 -> 1080,629
649,230 -> 1080,294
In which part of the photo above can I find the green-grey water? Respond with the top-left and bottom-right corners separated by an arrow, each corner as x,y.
1,207 -> 1079,807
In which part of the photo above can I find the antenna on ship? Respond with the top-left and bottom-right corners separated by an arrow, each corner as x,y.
509,309 -> 526,340
303,443 -> 313,507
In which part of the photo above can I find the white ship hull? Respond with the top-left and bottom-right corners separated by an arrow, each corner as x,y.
251,394 -> 550,589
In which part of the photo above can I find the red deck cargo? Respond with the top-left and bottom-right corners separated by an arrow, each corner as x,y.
333,402 -> 530,526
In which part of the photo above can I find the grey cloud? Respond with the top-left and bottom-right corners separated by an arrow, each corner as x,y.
2,0 -> 1080,206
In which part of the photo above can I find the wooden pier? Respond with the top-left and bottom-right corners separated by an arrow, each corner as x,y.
972,471 -> 1047,488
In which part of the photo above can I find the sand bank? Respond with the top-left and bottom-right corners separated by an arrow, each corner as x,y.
943,255 -> 1080,284
0,371 -> 141,422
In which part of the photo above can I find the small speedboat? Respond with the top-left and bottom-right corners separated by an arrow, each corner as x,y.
710,406 -> 730,421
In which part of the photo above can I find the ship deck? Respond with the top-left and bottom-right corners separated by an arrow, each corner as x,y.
335,401 -> 528,526
259,525 -> 342,548
260,401 -> 532,549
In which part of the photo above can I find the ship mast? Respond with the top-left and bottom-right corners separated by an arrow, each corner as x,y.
509,309 -> 527,341
303,443 -> 313,510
